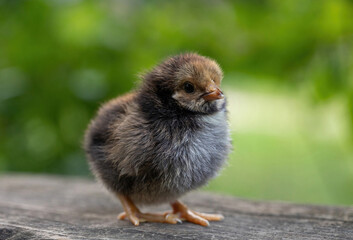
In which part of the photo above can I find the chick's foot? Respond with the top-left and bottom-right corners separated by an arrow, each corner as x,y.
170,200 -> 224,227
117,194 -> 181,226
117,211 -> 181,225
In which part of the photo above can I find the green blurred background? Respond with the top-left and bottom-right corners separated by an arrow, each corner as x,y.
0,0 -> 352,205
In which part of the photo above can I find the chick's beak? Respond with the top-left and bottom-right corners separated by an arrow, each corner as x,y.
202,87 -> 224,101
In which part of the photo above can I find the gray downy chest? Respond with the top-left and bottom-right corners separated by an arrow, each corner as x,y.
156,110 -> 231,193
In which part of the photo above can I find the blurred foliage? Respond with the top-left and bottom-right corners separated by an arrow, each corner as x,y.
0,0 -> 352,203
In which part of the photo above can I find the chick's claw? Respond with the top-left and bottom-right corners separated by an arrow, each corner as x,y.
164,213 -> 183,224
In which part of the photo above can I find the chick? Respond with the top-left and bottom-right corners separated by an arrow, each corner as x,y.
84,53 -> 231,226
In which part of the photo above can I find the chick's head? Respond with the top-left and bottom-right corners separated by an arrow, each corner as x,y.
142,53 -> 224,115
172,54 -> 224,114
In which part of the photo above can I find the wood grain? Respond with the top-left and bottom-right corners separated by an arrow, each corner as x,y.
0,175 -> 352,240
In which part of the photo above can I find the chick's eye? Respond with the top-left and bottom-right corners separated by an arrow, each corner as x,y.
183,82 -> 194,93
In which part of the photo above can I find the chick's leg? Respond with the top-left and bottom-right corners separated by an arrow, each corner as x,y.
117,194 -> 180,226
171,200 -> 224,227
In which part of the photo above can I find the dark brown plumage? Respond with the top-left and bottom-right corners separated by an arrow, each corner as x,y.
84,53 -> 231,226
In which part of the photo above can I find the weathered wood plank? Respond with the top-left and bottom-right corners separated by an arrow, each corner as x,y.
0,174 -> 352,240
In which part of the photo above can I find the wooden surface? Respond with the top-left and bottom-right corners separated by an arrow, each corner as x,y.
0,175 -> 352,240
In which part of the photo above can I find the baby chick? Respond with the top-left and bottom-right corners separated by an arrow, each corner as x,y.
84,53 -> 231,226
